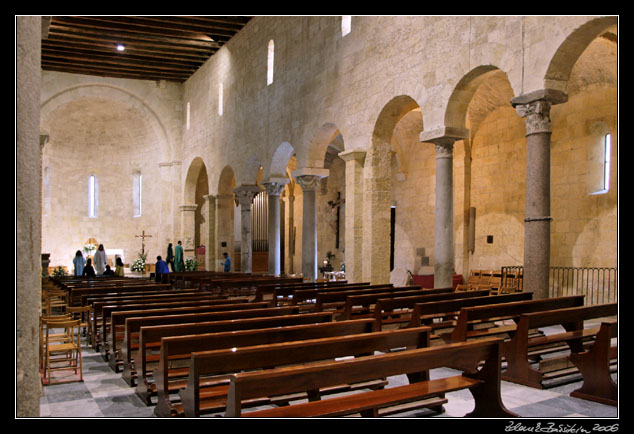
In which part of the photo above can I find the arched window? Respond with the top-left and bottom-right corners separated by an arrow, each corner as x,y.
588,123 -> 613,195
602,133 -> 612,192
89,174 -> 98,218
267,39 -> 274,85
133,171 -> 142,217
186,101 -> 191,130
341,16 -> 352,36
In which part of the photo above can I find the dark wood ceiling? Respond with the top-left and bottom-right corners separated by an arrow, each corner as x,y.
41,16 -> 251,82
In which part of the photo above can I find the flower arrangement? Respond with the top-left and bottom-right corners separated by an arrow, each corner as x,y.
52,266 -> 66,277
83,243 -> 97,256
131,251 -> 147,273
185,258 -> 199,272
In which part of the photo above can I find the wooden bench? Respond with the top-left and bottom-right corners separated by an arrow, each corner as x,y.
253,280 -> 353,303
372,289 -> 493,329
337,287 -> 455,321
132,311 -> 335,394
90,293 -> 230,350
569,319 -> 618,406
312,285 -> 421,314
69,283 -> 171,306
103,301 -> 270,369
178,326 -> 434,418
154,318 -> 380,416
290,283 -> 391,307
214,277 -> 304,296
501,303 -> 617,390
442,295 -> 586,344
405,292 -> 534,331
225,337 -> 516,418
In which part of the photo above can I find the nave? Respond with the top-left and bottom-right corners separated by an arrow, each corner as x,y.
39,319 -> 617,419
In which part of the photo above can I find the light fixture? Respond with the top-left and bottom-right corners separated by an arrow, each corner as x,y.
116,44 -> 125,52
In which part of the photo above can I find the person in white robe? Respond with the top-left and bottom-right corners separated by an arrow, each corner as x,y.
93,244 -> 108,275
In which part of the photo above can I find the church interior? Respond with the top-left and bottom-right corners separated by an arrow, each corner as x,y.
16,15 -> 618,420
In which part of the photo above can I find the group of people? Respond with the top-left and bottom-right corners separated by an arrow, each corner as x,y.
73,244 -> 124,277
72,241 -> 233,278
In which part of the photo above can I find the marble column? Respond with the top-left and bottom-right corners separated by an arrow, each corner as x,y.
420,127 -> 469,289
203,194 -> 217,272
233,185 -> 263,273
338,149 -> 366,283
293,168 -> 328,282
263,179 -> 288,276
511,89 -> 568,299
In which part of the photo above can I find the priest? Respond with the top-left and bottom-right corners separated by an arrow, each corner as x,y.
174,240 -> 185,272
93,244 -> 108,275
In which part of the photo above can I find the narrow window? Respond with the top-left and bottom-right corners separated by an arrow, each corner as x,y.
133,172 -> 142,217
89,174 -> 97,218
218,83 -> 223,116
267,40 -> 274,85
603,133 -> 611,192
390,206 -> 396,272
342,16 -> 351,36
186,102 -> 190,130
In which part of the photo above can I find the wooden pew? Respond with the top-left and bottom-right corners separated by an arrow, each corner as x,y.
313,285 -> 421,314
405,292 -> 534,331
255,280 -> 358,304
132,312 -> 335,395
224,337 -> 516,418
154,318 -> 380,416
69,283 -> 171,306
290,283 -> 390,307
90,293 -> 229,350
442,295 -> 586,344
103,301 -> 269,369
338,287 -> 456,322
178,326 -> 434,418
501,303 -> 617,390
215,277 -> 303,296
569,319 -> 618,406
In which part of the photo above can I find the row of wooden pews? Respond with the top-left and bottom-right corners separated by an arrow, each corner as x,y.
61,274 -> 616,417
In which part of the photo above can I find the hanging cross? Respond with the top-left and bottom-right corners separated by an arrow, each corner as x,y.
135,230 -> 152,256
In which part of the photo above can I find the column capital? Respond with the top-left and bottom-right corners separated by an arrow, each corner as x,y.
262,178 -> 289,196
233,184 -> 263,206
511,89 -> 568,136
420,126 -> 469,148
179,204 -> 198,212
338,149 -> 367,165
203,194 -> 216,202
292,167 -> 329,192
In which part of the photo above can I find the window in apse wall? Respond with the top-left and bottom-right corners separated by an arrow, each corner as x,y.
218,83 -> 223,116
89,174 -> 98,218
267,40 -> 274,85
603,133 -> 612,192
342,16 -> 351,36
590,132 -> 612,195
133,172 -> 142,217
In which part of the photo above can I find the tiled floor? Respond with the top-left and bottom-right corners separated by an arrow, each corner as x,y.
39,326 -> 618,420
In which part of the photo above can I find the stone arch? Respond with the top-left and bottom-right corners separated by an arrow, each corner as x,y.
181,157 -> 209,255
266,141 -> 295,180
40,83 -> 172,162
544,16 -> 618,92
216,165 -> 237,270
183,157 -> 208,204
305,123 -> 344,169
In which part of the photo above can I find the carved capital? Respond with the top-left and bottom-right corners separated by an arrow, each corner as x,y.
179,204 -> 198,213
295,175 -> 323,192
263,180 -> 288,196
511,89 -> 568,136
233,185 -> 262,207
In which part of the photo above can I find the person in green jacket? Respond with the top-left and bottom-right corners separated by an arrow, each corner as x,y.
174,240 -> 185,271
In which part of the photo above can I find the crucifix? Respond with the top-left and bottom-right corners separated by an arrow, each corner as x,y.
135,230 -> 152,256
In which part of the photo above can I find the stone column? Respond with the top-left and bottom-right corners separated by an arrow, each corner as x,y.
16,15 -> 43,418
293,168 -> 329,281
203,194 -> 217,271
263,179 -> 289,276
233,185 -> 263,273
179,204 -> 198,262
420,127 -> 469,289
216,193 -> 235,271
338,149 -> 366,283
511,89 -> 568,299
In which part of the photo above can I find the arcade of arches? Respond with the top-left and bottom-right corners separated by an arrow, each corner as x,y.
16,16 -> 617,416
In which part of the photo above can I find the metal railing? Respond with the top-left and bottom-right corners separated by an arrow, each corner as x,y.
549,266 -> 618,305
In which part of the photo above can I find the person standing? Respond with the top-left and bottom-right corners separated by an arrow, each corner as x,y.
166,243 -> 175,271
222,252 -> 232,272
174,240 -> 185,272
73,250 -> 86,276
93,244 -> 108,275
114,257 -> 125,277
82,258 -> 96,277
